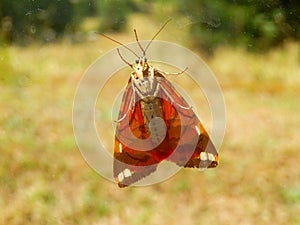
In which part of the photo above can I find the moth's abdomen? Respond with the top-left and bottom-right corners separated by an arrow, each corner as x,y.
140,97 -> 165,144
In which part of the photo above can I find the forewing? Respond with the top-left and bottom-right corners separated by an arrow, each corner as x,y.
156,75 -> 219,168
113,73 -> 219,187
113,81 -> 160,187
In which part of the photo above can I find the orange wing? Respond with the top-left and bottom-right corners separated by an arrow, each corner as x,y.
113,81 -> 162,187
113,74 -> 218,187
156,75 -> 219,168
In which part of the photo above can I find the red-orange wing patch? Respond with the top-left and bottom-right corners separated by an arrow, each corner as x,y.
114,74 -> 218,187
156,74 -> 219,168
113,80 -> 162,187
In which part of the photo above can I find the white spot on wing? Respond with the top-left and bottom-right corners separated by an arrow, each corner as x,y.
123,169 -> 132,178
117,172 -> 124,182
119,143 -> 122,153
200,152 -> 207,161
195,125 -> 201,135
208,153 -> 215,161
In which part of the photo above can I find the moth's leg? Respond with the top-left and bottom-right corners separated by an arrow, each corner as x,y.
115,87 -> 135,123
148,66 -> 155,90
155,67 -> 188,76
152,83 -> 160,97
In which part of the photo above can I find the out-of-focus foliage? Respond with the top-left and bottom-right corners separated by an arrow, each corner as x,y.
0,0 -> 299,51
177,0 -> 300,51
96,0 -> 137,32
0,0 -> 75,45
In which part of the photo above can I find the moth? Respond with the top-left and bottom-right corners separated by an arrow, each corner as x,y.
101,20 -> 219,187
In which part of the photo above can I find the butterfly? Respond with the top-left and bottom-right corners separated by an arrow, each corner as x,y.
101,19 -> 219,187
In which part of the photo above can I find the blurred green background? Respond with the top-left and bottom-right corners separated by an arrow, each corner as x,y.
1,1 -> 300,225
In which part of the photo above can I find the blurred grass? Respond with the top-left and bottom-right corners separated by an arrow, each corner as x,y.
1,16 -> 300,225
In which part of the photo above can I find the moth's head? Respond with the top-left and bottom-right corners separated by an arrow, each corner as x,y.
135,56 -> 148,67
132,56 -> 149,79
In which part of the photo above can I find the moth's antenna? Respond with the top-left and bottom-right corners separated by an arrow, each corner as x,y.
98,33 -> 139,58
144,18 -> 172,53
117,48 -> 133,68
133,29 -> 145,56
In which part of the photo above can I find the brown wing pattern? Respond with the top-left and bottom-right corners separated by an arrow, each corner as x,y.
114,81 -> 161,187
113,74 -> 218,187
156,76 -> 219,168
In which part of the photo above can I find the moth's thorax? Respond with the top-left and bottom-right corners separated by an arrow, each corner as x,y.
131,59 -> 157,96
131,58 -> 164,143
